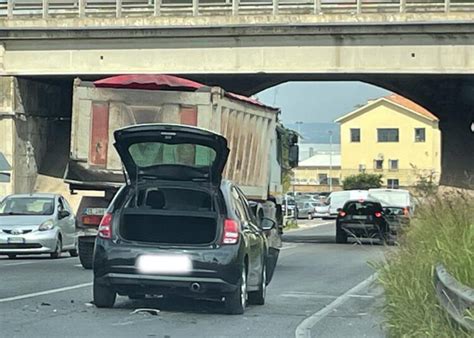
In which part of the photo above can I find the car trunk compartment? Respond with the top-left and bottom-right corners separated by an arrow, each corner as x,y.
120,208 -> 218,245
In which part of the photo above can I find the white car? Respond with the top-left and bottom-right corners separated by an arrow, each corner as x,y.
326,190 -> 369,218
0,193 -> 78,259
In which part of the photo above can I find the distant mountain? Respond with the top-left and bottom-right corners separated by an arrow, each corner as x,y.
285,122 -> 340,144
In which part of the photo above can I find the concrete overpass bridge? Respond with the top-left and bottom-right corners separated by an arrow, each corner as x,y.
0,2 -> 472,190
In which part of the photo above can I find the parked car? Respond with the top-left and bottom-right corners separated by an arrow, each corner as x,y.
296,201 -> 316,219
311,201 -> 330,218
282,197 -> 296,218
0,193 -> 78,259
335,199 -> 392,244
92,124 -> 278,314
368,188 -> 415,217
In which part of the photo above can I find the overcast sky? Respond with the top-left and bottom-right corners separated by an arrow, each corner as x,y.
255,81 -> 391,124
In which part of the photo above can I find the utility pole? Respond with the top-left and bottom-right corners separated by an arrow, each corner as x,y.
328,130 -> 333,192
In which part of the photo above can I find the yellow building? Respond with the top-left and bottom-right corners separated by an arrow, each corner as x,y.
335,94 -> 441,188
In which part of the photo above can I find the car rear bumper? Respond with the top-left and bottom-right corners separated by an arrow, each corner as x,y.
96,272 -> 237,296
93,239 -> 243,296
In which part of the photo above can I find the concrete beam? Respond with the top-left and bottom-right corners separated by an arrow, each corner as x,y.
1,32 -> 474,76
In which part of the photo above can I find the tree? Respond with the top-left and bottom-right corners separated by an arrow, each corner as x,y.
342,173 -> 383,190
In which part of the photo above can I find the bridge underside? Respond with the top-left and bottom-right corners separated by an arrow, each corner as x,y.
1,21 -> 473,189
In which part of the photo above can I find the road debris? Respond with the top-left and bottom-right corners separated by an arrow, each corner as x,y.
130,308 -> 160,316
40,302 -> 51,306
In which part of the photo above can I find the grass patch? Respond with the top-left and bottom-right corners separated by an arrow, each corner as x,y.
284,219 -> 299,231
377,192 -> 473,337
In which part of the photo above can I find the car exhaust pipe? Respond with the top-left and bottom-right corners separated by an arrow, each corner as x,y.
190,282 -> 201,292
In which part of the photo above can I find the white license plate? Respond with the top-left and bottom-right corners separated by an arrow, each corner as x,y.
8,237 -> 25,244
136,255 -> 192,274
353,215 -> 367,220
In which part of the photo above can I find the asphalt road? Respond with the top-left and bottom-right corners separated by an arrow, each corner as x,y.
0,220 -> 386,338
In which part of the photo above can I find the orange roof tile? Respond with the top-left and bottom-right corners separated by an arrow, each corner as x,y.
385,94 -> 438,121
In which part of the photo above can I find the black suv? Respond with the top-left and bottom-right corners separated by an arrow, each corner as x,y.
92,124 -> 278,314
335,199 -> 389,244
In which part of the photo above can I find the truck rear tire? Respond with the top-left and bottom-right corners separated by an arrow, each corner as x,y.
78,238 -> 94,269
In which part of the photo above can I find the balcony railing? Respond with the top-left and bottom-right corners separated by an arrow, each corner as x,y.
293,168 -> 439,187
0,0 -> 473,19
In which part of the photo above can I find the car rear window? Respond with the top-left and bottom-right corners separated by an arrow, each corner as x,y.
343,201 -> 382,215
128,142 -> 216,168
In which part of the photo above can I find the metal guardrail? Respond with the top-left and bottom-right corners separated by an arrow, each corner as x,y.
434,264 -> 474,331
0,0 -> 473,19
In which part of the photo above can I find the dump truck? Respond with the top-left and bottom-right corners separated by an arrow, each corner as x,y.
65,75 -> 298,269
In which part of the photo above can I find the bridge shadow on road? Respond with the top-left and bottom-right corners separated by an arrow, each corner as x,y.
283,234 -> 336,244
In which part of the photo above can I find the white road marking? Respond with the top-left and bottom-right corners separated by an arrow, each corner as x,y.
0,257 -> 77,267
347,294 -> 375,299
295,273 -> 378,338
0,282 -> 92,303
281,244 -> 299,251
281,293 -> 338,300
285,221 -> 334,234
3,261 -> 39,267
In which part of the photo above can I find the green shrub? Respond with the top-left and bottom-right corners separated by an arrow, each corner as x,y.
377,192 -> 473,337
342,172 -> 383,190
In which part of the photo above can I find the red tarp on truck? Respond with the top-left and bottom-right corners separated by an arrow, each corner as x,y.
94,74 -> 277,111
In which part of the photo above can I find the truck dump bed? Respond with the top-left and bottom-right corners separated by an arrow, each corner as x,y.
66,76 -> 279,200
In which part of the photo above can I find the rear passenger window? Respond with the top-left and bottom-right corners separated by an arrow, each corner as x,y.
344,202 -> 381,215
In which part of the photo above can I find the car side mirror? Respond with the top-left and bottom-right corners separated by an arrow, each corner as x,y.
288,145 -> 299,168
260,217 -> 276,231
59,210 -> 70,219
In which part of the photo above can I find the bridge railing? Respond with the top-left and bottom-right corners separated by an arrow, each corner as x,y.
0,0 -> 473,18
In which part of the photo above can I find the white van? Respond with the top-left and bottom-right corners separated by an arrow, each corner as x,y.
326,190 -> 369,218
368,189 -> 415,216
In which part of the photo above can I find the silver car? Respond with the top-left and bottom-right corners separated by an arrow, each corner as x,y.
0,193 -> 77,259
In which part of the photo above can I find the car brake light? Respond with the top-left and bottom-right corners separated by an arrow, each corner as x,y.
339,211 -> 346,217
98,213 -> 113,239
403,207 -> 409,216
375,212 -> 382,218
222,219 -> 239,245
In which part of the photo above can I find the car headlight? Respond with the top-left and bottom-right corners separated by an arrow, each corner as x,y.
39,220 -> 54,231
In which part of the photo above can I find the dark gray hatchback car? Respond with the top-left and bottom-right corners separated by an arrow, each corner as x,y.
92,124 -> 279,314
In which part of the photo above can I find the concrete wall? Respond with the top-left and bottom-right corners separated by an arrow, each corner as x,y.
13,77 -> 71,193
0,77 -> 15,196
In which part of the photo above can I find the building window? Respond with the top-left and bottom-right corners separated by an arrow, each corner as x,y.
318,173 -> 328,185
350,128 -> 361,142
374,160 -> 383,170
358,164 -> 366,172
387,179 -> 400,189
377,128 -> 399,142
415,128 -> 426,142
389,159 -> 399,170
